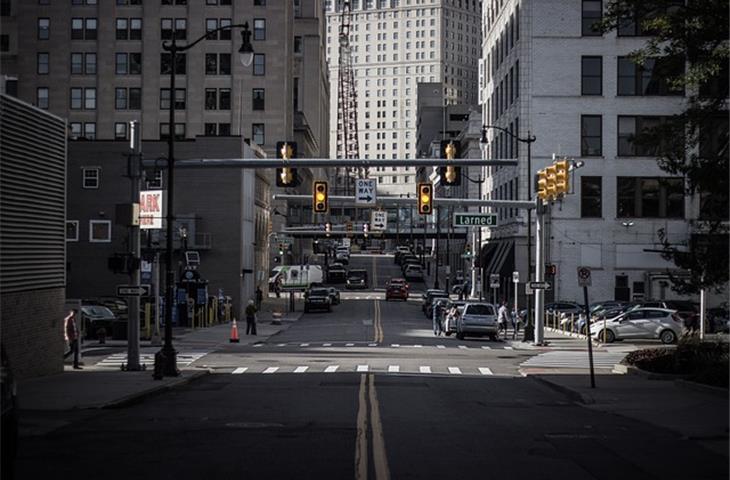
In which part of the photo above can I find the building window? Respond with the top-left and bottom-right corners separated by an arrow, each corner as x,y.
36,87 -> 49,109
580,115 -> 602,156
253,18 -> 266,40
580,176 -> 602,218
85,53 -> 97,74
294,36 -> 302,54
160,123 -> 186,140
69,122 -> 82,139
617,56 -> 684,96
130,19 -> 142,40
252,88 -> 265,110
70,88 -> 82,109
83,167 -> 100,188
581,56 -> 601,95
205,53 -> 231,75
204,123 -> 217,136
115,53 -> 128,74
115,122 -> 128,140
160,88 -> 186,109
254,0 -> 265,5
218,123 -> 231,136
617,116 -> 667,156
71,53 -> 83,74
253,53 -> 265,75
205,89 -> 217,110
161,53 -> 186,75
581,0 -> 601,36
0,34 -> 8,52
115,87 -> 127,109
116,18 -> 129,40
174,18 -> 187,40
89,220 -> 111,243
37,52 -> 49,74
83,88 -> 95,109
252,123 -> 265,145
85,18 -> 97,39
66,221 -> 79,242
617,177 -> 685,218
38,18 -> 50,39
206,18 -> 218,39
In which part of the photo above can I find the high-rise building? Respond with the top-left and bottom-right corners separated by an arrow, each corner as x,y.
478,0 -> 728,304
326,0 -> 481,196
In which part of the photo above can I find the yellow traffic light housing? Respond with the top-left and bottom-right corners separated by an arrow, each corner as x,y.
313,181 -> 328,213
554,159 -> 569,196
545,165 -> 557,200
418,182 -> 433,215
276,141 -> 299,187
537,169 -> 548,201
439,140 -> 461,186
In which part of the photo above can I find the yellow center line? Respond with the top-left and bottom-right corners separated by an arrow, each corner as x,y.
369,374 -> 390,480
355,374 -> 391,480
355,374 -> 369,480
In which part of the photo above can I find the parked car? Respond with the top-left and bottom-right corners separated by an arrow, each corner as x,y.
304,288 -> 332,313
1,344 -> 18,480
85,297 -> 129,319
346,269 -> 369,289
386,281 -> 409,301
421,289 -> 448,315
404,264 -> 425,282
326,287 -> 341,305
402,261 -> 422,275
80,304 -> 118,339
590,308 -> 683,344
456,303 -> 498,340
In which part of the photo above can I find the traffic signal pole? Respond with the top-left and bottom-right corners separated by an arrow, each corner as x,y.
533,202 -> 546,345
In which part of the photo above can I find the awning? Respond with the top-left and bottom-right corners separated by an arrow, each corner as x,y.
478,242 -> 498,269
485,240 -> 514,276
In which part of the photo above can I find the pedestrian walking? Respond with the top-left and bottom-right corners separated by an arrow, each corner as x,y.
432,300 -> 444,336
497,300 -> 510,339
245,299 -> 258,335
255,286 -> 263,310
63,310 -> 82,369
275,276 -> 282,298
511,308 -> 520,339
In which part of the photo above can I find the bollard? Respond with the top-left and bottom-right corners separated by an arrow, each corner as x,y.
570,313 -> 574,333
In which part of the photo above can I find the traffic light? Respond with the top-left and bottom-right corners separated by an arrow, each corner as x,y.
545,164 -> 557,200
362,222 -> 369,238
537,169 -> 549,201
325,222 -> 331,237
278,243 -> 284,255
313,180 -> 328,213
439,140 -> 461,186
275,141 -> 299,187
554,159 -> 569,196
546,264 -> 557,276
417,182 -> 433,215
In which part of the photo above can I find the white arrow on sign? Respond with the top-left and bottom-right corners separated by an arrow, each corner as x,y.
355,178 -> 377,205
116,284 -> 151,296
371,210 -> 387,231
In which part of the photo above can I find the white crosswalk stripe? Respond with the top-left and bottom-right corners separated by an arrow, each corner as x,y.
300,343 -> 309,347
323,343 -> 332,347
419,366 -> 431,374
259,342 -> 514,350
520,351 -> 626,369
97,351 -> 208,368
437,345 -> 446,349
293,366 -> 308,373
481,346 -> 492,350
324,365 -> 339,373
503,346 -> 514,350
356,365 -> 369,372
232,367 -> 248,374
479,367 -> 493,375
262,367 -> 279,374
448,367 -> 462,374
346,343 -> 355,347
388,365 -> 400,373
458,345 -> 469,350
226,365 -> 506,376
277,343 -> 286,347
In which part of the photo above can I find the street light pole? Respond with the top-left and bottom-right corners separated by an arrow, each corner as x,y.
155,22 -> 254,378
480,125 -> 536,341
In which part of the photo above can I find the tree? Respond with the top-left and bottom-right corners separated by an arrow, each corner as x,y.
600,0 -> 729,294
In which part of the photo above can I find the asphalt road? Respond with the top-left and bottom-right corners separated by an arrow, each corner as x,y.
15,255 -> 729,479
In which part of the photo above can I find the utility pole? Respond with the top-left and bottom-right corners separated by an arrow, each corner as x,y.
126,121 -> 142,371
533,202 -> 546,344
434,205 -> 441,290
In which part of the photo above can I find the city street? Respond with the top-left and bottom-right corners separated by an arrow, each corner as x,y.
15,255 -> 729,479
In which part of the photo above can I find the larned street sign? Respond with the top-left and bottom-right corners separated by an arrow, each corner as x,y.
117,284 -> 151,296
577,266 -> 592,287
370,210 -> 387,231
453,212 -> 498,227
355,178 -> 377,205
528,281 -> 552,290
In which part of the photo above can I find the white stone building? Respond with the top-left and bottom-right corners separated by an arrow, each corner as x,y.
325,0 -> 481,196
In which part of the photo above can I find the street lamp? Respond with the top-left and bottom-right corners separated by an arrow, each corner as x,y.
480,125 -> 536,342
155,22 -> 254,378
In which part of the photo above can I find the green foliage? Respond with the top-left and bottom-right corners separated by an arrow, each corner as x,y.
601,0 -> 729,294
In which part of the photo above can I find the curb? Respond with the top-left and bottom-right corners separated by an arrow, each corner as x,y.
674,379 -> 729,398
612,363 -> 693,381
545,327 -> 605,347
528,375 -> 595,405
99,369 -> 211,409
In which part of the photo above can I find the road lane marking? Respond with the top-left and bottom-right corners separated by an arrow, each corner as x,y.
458,345 -> 468,349
481,346 -> 492,350
436,345 -> 446,349
391,344 -> 400,348
448,367 -> 462,375
346,343 -> 355,347
324,365 -> 339,373
293,366 -> 308,373
262,367 -> 279,374
368,343 -> 377,347
369,374 -> 391,480
323,343 -> 332,347
388,365 -> 400,373
253,344 -> 263,348
479,367 -> 494,375
300,343 -> 310,347
357,365 -> 369,372
232,367 -> 248,374
419,366 -> 431,374
277,343 -> 286,347
504,346 -> 514,350
413,345 -> 423,348
355,374 -> 368,480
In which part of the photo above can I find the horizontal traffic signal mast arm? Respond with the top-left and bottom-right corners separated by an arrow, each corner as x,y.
272,194 -> 537,210
142,158 -> 519,169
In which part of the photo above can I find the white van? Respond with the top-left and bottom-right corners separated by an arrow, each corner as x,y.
278,265 -> 324,290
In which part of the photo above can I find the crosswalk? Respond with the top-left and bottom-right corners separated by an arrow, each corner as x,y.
224,364 -> 500,376
520,351 -> 627,369
95,351 -> 210,369
251,342 -> 517,351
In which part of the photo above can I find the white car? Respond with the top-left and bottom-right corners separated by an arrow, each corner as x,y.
590,308 -> 683,344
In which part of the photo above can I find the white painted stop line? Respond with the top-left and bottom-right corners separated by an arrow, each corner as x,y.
324,365 -> 339,373
262,367 -> 279,374
388,365 -> 400,373
232,367 -> 248,374
479,367 -> 493,375
294,366 -> 308,373
419,366 -> 431,374
448,367 -> 462,374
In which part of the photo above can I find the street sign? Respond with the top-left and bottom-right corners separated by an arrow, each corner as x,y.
116,284 -> 151,296
577,266 -> 592,287
525,283 -> 533,294
342,238 -> 351,247
453,212 -> 498,228
489,273 -> 500,289
512,271 -> 519,283
355,178 -> 377,205
139,190 -> 163,229
370,210 -> 387,231
528,281 -> 552,290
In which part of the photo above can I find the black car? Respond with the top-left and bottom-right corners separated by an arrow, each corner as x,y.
304,288 -> 332,313
346,269 -> 369,289
80,304 -> 118,339
327,266 -> 347,284
1,345 -> 18,480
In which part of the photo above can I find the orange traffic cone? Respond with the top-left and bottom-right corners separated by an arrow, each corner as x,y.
229,319 -> 240,343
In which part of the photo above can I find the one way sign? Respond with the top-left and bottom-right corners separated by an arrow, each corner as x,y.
355,178 -> 377,205
371,210 -> 387,231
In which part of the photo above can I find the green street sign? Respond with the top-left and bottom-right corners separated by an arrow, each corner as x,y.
453,213 -> 498,228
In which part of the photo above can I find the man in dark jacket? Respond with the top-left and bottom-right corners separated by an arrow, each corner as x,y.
245,300 -> 257,335
63,310 -> 82,369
